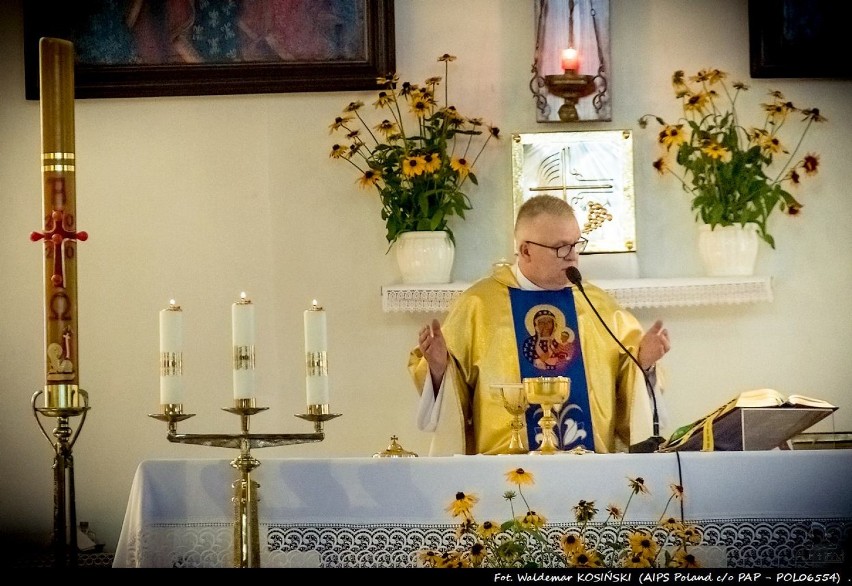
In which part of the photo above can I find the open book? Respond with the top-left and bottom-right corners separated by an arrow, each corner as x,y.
659,388 -> 837,452
735,388 -> 836,409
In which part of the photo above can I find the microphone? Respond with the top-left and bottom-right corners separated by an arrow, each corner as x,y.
566,266 -> 664,453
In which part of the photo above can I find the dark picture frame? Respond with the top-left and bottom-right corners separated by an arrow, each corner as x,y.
749,0 -> 852,79
24,0 -> 395,100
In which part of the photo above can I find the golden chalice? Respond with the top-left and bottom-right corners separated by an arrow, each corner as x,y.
491,383 -> 527,454
523,376 -> 570,455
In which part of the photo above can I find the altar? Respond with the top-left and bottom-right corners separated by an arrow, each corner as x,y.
113,451 -> 852,568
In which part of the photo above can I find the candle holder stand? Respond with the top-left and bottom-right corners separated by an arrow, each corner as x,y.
544,71 -> 597,123
149,400 -> 340,568
31,386 -> 90,568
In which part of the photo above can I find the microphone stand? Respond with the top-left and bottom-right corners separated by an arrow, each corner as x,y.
567,267 -> 665,453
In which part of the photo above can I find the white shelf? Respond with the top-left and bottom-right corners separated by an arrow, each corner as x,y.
381,276 -> 773,312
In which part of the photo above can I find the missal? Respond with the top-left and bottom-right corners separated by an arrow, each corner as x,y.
658,388 -> 837,452
734,388 -> 836,409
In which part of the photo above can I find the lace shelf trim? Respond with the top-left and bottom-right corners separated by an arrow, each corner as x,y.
382,276 -> 773,312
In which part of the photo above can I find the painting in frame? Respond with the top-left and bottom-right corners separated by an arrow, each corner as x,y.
24,0 -> 395,100
749,0 -> 852,78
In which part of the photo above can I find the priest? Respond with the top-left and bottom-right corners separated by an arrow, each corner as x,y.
408,195 -> 671,455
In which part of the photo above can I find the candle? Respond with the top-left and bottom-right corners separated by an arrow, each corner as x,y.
32,38 -> 88,409
159,300 -> 183,405
304,299 -> 328,405
560,47 -> 580,72
232,292 -> 256,399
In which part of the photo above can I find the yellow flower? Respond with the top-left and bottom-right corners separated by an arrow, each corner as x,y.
422,152 -> 442,174
329,144 -> 347,159
328,115 -> 353,132
402,155 -> 427,177
410,97 -> 431,118
623,552 -> 653,568
658,124 -> 686,150
450,156 -> 471,179
438,53 -> 457,62
477,520 -> 501,539
701,142 -> 730,161
628,530 -> 659,559
506,467 -> 535,485
446,491 -> 479,518
676,524 -> 702,545
357,168 -> 382,188
373,91 -> 394,108
560,532 -> 585,556
468,542 -> 487,566
343,100 -> 363,113
652,157 -> 668,175
374,119 -> 398,139
668,549 -> 700,568
683,92 -> 709,112
569,548 -> 604,568
661,516 -> 683,532
517,510 -> 546,529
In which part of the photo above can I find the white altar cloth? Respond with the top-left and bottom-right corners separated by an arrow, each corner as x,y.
113,451 -> 852,568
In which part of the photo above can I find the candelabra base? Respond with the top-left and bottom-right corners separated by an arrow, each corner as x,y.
149,400 -> 341,567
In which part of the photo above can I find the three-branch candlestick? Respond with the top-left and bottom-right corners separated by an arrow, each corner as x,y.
149,400 -> 340,568
32,386 -> 90,568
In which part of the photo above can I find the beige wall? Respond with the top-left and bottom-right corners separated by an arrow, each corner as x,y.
2,0 -> 851,552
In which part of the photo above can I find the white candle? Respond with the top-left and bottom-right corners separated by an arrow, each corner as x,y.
304,299 -> 328,405
159,300 -> 183,405
232,291 -> 256,399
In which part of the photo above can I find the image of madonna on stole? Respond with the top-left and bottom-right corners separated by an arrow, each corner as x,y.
510,290 -> 593,452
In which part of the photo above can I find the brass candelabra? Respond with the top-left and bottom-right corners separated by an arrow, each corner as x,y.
149,400 -> 340,568
31,385 -> 89,567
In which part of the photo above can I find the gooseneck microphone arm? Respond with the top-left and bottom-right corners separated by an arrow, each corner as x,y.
566,266 -> 663,448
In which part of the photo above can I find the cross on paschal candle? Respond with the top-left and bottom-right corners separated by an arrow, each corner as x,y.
30,178 -> 88,288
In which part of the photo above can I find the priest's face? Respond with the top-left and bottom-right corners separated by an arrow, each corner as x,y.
517,212 -> 582,290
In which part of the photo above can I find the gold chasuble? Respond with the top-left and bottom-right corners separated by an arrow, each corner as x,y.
409,264 -> 656,455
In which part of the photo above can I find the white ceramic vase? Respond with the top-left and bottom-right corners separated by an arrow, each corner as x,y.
697,224 -> 759,277
394,231 -> 455,284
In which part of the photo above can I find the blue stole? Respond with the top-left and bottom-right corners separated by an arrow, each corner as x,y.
508,288 -> 595,451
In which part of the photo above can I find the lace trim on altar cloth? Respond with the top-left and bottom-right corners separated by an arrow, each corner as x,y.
119,519 -> 849,568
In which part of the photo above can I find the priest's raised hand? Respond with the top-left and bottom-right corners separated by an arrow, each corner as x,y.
418,318 -> 447,394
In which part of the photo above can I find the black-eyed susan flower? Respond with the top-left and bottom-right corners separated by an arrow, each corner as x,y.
506,468 -> 535,486
446,491 -> 479,518
450,157 -> 471,179
517,510 -> 546,530
676,524 -> 702,545
668,549 -> 700,568
477,520 -> 501,539
560,532 -> 585,557
628,530 -> 659,559
357,168 -> 382,189
401,155 -> 427,177
422,152 -> 441,174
